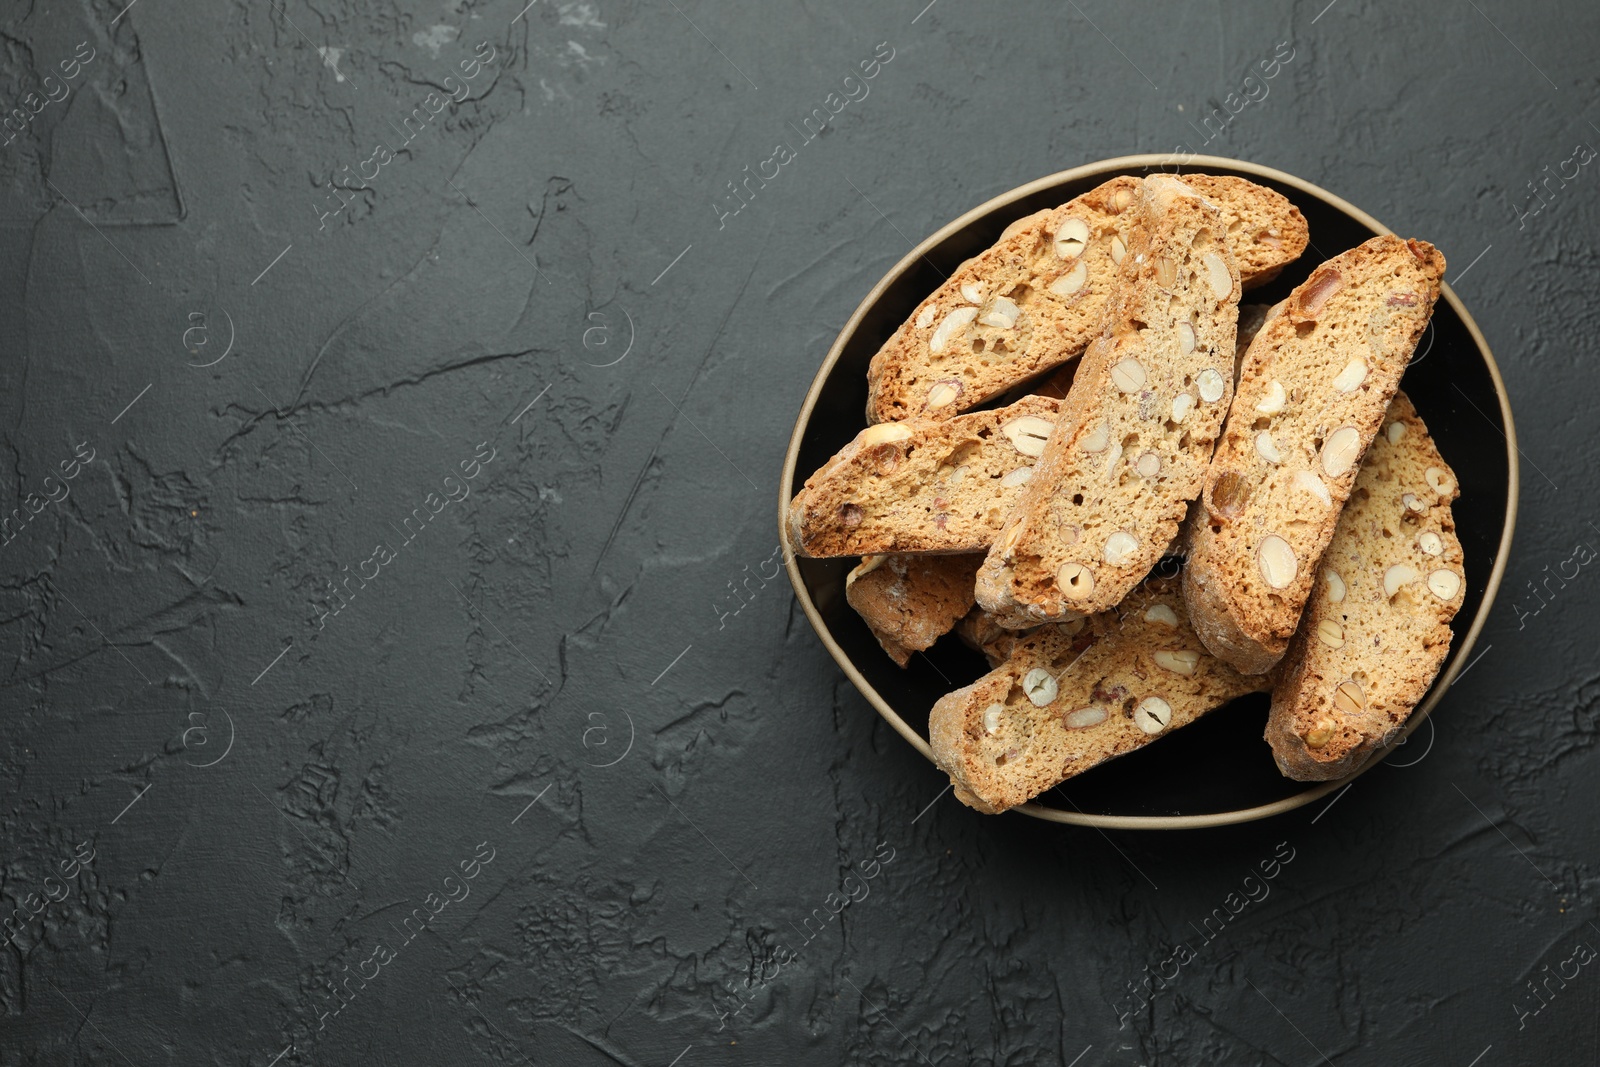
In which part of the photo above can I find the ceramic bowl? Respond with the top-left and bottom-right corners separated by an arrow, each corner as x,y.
780,154 -> 1517,828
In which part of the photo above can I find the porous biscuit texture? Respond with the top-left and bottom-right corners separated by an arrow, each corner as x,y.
1265,392 -> 1465,780
1183,236 -> 1446,674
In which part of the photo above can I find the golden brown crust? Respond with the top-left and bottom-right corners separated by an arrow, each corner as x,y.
1265,392 -> 1464,780
1183,236 -> 1447,674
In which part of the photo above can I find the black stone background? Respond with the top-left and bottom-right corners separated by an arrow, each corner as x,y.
0,0 -> 1595,1063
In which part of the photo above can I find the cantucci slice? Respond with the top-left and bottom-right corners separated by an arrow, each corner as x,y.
786,396 -> 1061,557
974,175 -> 1242,627
1265,392 -> 1464,780
845,553 -> 981,668
929,577 -> 1268,814
864,175 -> 1308,424
1183,236 -> 1447,674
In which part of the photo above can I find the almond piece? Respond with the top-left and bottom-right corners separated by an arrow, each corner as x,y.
1103,441 -> 1122,480
1316,619 -> 1345,648
845,554 -> 887,587
1425,466 -> 1454,495
1257,534 -> 1298,589
979,296 -> 1021,329
1324,568 -> 1346,603
998,523 -> 1023,558
1057,562 -> 1095,599
1103,531 -> 1139,567
929,306 -> 978,354
1304,721 -> 1335,748
1427,568 -> 1461,600
915,304 -> 937,329
1144,603 -> 1179,627
1294,470 -> 1332,507
1049,261 -> 1088,297
1054,218 -> 1089,259
1109,235 -> 1127,264
1022,667 -> 1058,707
1063,705 -> 1108,729
1153,649 -> 1200,675
1110,358 -> 1147,394
1255,431 -> 1281,464
1321,425 -> 1362,478
1210,469 -> 1250,520
1133,697 -> 1172,735
1153,256 -> 1177,289
1197,368 -> 1225,403
1402,493 -> 1425,514
1383,564 -> 1419,597
926,380 -> 962,409
1177,321 -> 1196,354
860,422 -> 914,446
1386,421 -> 1406,445
1135,452 -> 1161,478
1334,679 -> 1364,714
1256,380 -> 1286,414
983,703 -> 1003,735
1202,252 -> 1232,299
1332,358 -> 1368,393
1297,268 -> 1342,317
1171,393 -> 1194,424
1000,466 -> 1033,488
1001,415 -> 1055,457
960,282 -> 984,305
1418,531 -> 1442,556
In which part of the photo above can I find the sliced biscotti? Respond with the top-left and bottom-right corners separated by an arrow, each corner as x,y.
846,553 -> 981,667
1182,237 -> 1447,674
787,395 -> 1061,557
1265,392 -> 1464,780
929,577 -> 1268,814
865,178 -> 1136,425
864,175 -> 1308,424
974,175 -> 1242,627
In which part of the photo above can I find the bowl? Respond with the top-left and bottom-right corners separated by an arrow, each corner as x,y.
779,154 -> 1518,829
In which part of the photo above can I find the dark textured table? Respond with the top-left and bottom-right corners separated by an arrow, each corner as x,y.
1,1 -> 1594,1064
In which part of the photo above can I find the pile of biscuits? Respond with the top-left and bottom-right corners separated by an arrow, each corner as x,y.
787,173 -> 1465,814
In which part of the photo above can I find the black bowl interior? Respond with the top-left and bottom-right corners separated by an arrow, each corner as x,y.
789,161 -> 1512,820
